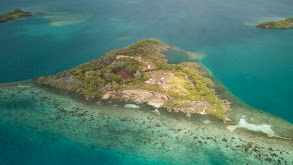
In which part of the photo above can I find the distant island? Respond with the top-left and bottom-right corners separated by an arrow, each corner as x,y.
256,18 -> 293,29
0,8 -> 32,23
38,40 -> 230,121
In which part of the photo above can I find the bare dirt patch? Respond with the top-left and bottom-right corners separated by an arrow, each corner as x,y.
114,68 -> 135,79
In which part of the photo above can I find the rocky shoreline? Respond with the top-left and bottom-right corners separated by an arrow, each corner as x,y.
38,40 -> 229,121
102,89 -> 230,118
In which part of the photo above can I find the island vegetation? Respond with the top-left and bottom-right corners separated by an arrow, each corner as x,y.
38,40 -> 230,121
0,8 -> 32,23
256,18 -> 293,29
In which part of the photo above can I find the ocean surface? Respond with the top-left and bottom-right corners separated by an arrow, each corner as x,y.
1,0 -> 293,164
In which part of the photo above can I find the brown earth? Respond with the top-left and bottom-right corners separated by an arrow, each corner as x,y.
114,68 -> 135,79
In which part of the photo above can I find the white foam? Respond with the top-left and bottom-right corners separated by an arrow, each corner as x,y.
18,85 -> 30,88
226,125 -> 238,132
153,109 -> 161,115
124,104 -> 140,109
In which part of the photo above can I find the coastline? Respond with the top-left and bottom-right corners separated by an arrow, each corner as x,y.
203,54 -> 293,135
101,89 -> 170,108
24,7 -> 93,26
200,63 -> 293,138
1,0 -> 293,164
2,42 -> 293,135
0,79 -> 292,164
0,41 -> 292,164
37,40 -> 229,120
165,46 -> 293,137
0,8 -> 32,23
168,45 -> 206,62
256,18 -> 293,29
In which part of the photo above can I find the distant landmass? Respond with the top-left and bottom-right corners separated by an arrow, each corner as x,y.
38,40 -> 230,121
0,8 -> 32,23
257,18 -> 293,29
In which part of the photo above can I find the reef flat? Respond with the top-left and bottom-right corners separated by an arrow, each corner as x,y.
38,40 -> 230,121
29,8 -> 92,26
0,80 -> 292,164
256,18 -> 293,29
0,8 -> 32,23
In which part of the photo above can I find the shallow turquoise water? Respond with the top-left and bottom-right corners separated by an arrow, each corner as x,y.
2,81 -> 291,165
201,31 -> 293,123
164,51 -> 190,64
1,0 -> 293,164
0,121 -> 163,165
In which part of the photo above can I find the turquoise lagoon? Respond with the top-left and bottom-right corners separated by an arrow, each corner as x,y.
1,0 -> 293,164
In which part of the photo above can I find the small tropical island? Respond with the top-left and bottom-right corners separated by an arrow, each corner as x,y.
38,40 -> 230,121
0,8 -> 32,23
256,18 -> 293,29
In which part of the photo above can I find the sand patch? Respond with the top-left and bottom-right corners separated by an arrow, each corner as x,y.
29,8 -> 92,26
226,119 -> 286,138
1,80 -> 293,164
117,36 -> 132,41
124,104 -> 140,109
152,109 -> 160,115
243,22 -> 257,26
18,84 -> 31,88
169,46 -> 206,61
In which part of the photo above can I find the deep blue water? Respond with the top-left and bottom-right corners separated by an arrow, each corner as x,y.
1,0 -> 293,164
